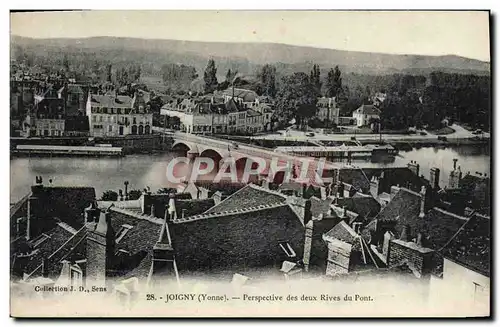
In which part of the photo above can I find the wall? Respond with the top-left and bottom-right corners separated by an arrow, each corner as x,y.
170,205 -> 304,277
429,258 -> 490,316
387,239 -> 434,276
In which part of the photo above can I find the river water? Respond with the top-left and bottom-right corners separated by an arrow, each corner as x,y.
10,145 -> 490,203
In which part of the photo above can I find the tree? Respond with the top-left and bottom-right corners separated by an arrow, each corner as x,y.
325,66 -> 343,98
258,64 -> 277,97
310,64 -> 322,97
203,59 -> 218,94
106,64 -> 112,83
128,189 -> 143,200
275,72 -> 318,130
101,190 -> 118,201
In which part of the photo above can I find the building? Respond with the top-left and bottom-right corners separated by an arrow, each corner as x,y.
57,84 -> 86,116
352,105 -> 381,127
22,86 -> 66,137
161,93 -> 271,135
429,213 -> 490,315
316,97 -> 340,125
86,91 -> 153,137
219,88 -> 258,108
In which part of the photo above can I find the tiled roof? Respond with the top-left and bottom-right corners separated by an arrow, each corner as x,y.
194,182 -> 244,196
106,209 -> 163,279
90,94 -> 132,108
337,167 -> 428,194
375,187 -> 422,239
336,195 -> 381,219
205,184 -> 287,214
13,223 -> 76,278
246,109 -> 262,117
41,186 -> 96,230
221,88 -> 258,102
440,213 -> 490,277
174,198 -> 215,218
323,220 -> 359,245
354,105 -> 381,115
417,208 -> 469,251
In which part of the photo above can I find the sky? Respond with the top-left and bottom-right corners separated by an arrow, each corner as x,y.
10,10 -> 491,62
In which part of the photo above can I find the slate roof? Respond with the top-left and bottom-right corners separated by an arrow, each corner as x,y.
175,198 -> 215,218
221,88 -> 258,102
337,167 -> 428,194
89,94 -> 133,108
440,213 -> 490,277
323,221 -> 359,245
106,209 -> 163,279
417,208 -> 470,251
375,187 -> 422,239
12,223 -> 77,279
40,186 -> 96,230
354,104 -> 381,115
336,194 -> 381,219
205,184 -> 287,214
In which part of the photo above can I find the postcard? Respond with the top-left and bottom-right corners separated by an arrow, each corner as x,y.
9,10 -> 491,318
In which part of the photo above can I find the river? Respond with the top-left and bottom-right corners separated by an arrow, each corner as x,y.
10,145 -> 490,203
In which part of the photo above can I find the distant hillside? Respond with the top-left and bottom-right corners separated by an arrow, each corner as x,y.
11,35 -> 490,76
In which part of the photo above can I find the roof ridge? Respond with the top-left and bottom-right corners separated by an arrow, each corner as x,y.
111,206 -> 164,225
56,222 -> 78,235
174,202 -> 287,224
249,183 -> 288,199
432,207 -> 469,221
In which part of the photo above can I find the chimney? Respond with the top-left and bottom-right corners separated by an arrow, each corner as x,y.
302,220 -> 314,272
429,168 -> 440,190
86,208 -> 115,288
390,185 -> 400,201
419,186 -> 427,218
352,222 -> 362,234
416,233 -> 423,247
453,158 -> 458,170
212,191 -> 223,205
382,231 -> 393,259
400,225 -> 409,241
320,186 -> 327,200
150,204 -> 155,217
407,160 -> 420,176
84,201 -> 99,224
262,179 -> 270,190
140,189 -> 151,214
168,194 -> 176,220
304,199 -> 312,225
370,175 -> 380,198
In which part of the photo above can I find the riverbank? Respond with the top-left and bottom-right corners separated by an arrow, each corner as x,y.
10,133 -> 172,155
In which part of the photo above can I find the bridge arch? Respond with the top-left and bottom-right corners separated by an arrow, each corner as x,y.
172,141 -> 192,153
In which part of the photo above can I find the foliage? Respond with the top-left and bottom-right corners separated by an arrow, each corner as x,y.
203,59 -> 218,94
128,189 -> 143,200
257,64 -> 277,97
325,66 -> 343,98
161,63 -> 198,90
310,64 -> 322,97
275,72 -> 318,129
101,190 -> 118,201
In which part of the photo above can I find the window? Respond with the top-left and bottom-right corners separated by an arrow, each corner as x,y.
108,125 -> 113,132
92,115 -> 96,122
279,242 -> 297,258
115,224 -> 134,243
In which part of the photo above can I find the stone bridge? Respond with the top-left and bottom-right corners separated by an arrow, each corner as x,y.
168,131 -> 341,184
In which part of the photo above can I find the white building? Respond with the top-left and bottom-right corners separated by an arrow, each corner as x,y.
86,91 -> 153,137
352,104 -> 381,127
317,97 -> 340,124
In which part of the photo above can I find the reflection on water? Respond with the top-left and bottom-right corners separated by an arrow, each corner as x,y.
10,145 -> 490,203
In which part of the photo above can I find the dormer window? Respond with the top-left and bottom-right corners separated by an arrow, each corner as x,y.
115,224 -> 133,243
279,242 -> 296,258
